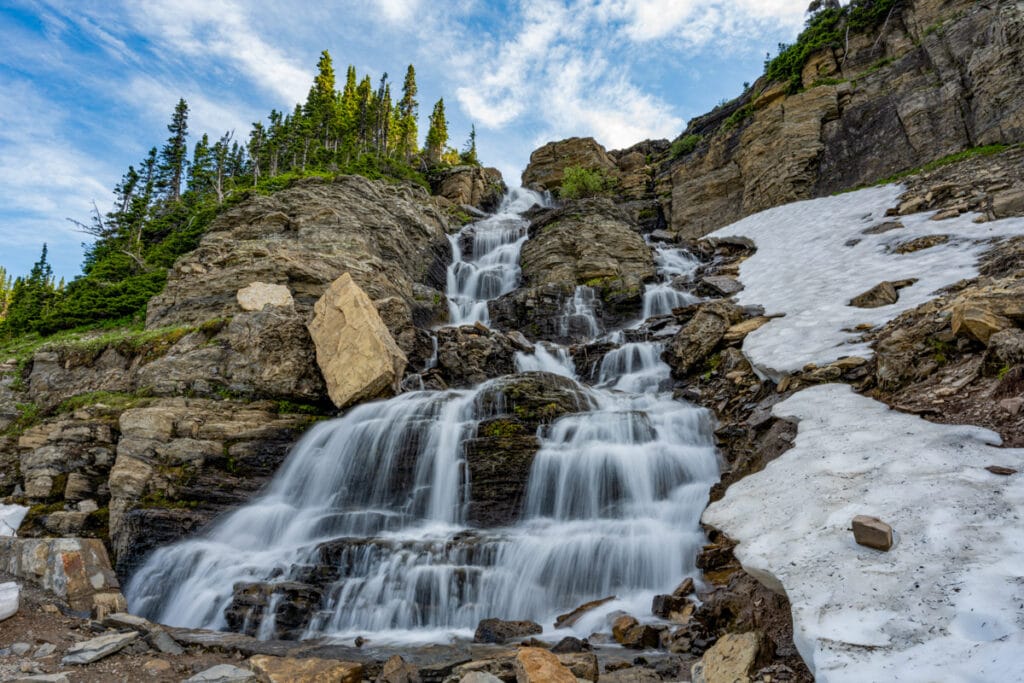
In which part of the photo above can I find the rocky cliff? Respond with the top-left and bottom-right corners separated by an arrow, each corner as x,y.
523,0 -> 1024,240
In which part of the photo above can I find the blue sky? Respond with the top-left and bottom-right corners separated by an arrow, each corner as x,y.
0,0 -> 808,281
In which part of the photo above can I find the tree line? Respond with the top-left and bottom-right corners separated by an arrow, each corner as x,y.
0,51 -> 478,340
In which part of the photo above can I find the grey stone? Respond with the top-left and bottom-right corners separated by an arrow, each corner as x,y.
61,630 -> 138,665
11,642 -> 31,655
31,643 -> 57,658
184,664 -> 257,683
148,627 -> 185,655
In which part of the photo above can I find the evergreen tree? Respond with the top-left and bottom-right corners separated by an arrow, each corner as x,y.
395,65 -> 418,161
158,99 -> 190,202
0,266 -> 12,320
425,98 -> 448,165
211,131 -> 234,203
461,124 -> 479,165
187,133 -> 213,195
248,122 -> 266,183
1,244 -> 55,337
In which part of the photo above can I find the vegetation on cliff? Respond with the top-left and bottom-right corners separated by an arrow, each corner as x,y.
0,51 -> 479,341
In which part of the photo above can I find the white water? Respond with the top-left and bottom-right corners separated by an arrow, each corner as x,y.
127,190 -> 717,644
559,285 -> 603,342
446,188 -> 548,326
642,241 -> 701,318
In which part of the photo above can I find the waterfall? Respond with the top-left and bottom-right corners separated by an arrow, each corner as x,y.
446,188 -> 548,326
642,242 -> 701,318
126,188 -> 718,644
559,285 -> 603,342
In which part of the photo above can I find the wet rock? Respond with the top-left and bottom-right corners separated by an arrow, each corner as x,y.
433,325 -> 517,386
61,630 -> 138,665
184,664 -> 257,683
521,137 -> 618,192
308,272 -> 407,409
550,636 -> 588,653
556,652 -> 599,681
225,582 -> 322,640
651,594 -> 689,619
380,654 -> 422,683
698,275 -> 744,297
554,595 -> 616,629
852,515 -> 894,551
673,577 -> 695,597
249,655 -> 362,683
692,631 -> 773,683
236,282 -> 294,311
473,618 -> 543,644
513,647 -> 576,683
664,302 -> 745,377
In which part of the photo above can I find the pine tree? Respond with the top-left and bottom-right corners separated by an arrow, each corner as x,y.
461,124 -> 479,166
248,122 -> 266,183
158,99 -> 190,202
187,134 -> 213,195
396,65 -> 419,161
0,266 -> 12,320
425,98 -> 448,165
1,244 -> 55,336
212,131 -> 234,203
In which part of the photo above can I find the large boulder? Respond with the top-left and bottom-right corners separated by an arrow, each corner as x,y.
308,273 -> 408,409
473,617 -> 542,643
949,279 -> 1024,345
514,647 -> 577,683
431,166 -> 506,213
521,137 -> 618,192
664,302 -> 745,377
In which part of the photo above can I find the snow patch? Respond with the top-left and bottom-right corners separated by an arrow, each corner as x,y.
709,185 -> 1024,378
0,504 -> 28,537
0,582 -> 18,622
703,384 -> 1024,682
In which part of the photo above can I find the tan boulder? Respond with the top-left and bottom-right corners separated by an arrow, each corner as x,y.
236,282 -> 294,311
248,655 -> 362,683
308,273 -> 407,409
950,284 -> 1024,345
691,631 -> 772,683
852,515 -> 894,551
513,647 -> 576,683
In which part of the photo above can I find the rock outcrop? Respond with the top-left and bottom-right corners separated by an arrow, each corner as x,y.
308,273 -> 408,408
146,175 -> 453,362
430,165 -> 506,213
521,137 -> 618,192
661,0 -> 1024,238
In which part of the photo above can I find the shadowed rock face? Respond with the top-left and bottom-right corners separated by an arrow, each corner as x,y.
664,0 -> 1024,239
146,175 -> 453,359
431,165 -> 507,213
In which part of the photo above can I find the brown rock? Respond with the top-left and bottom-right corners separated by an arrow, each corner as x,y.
521,137 -> 618,191
474,618 -> 543,644
850,281 -> 899,308
651,594 -> 689,619
852,515 -> 894,551
665,302 -> 745,377
554,595 -> 616,629
950,282 -> 1024,344
986,465 -> 1018,476
673,577 -> 695,598
248,655 -> 362,683
723,317 -> 772,344
431,166 -> 506,212
380,654 -> 420,683
308,273 -> 407,409
513,647 -> 576,683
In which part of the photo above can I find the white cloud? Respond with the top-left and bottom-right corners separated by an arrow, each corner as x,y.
594,0 -> 805,43
376,0 -> 422,23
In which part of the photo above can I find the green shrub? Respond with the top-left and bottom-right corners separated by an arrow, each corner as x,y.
560,165 -> 613,199
670,134 -> 703,158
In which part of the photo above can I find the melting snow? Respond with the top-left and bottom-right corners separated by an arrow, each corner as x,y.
709,185 -> 1024,379
704,385 -> 1024,682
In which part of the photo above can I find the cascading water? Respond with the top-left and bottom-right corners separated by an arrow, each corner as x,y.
446,189 -> 544,326
642,241 -> 701,318
126,188 -> 718,644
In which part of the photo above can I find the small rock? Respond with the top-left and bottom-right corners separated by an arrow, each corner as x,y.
11,642 -> 32,655
141,659 -> 173,677
459,673 -> 503,683
184,664 -> 256,683
849,281 -> 899,308
651,594 -> 688,618
61,630 -> 138,665
379,654 -> 419,683
672,577 -> 695,598
102,612 -> 153,632
861,220 -> 904,235
249,654 -> 362,683
9,674 -> 69,683
852,515 -> 894,551
554,595 -> 616,629
32,643 -> 57,658
700,275 -> 744,297
550,636 -> 588,653
236,282 -> 294,311
986,465 -> 1018,476
473,618 -> 542,643
514,647 -> 576,683
148,628 -> 184,655
998,398 -> 1024,416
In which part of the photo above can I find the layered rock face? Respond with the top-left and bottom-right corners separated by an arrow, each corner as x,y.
146,175 -> 453,361
430,165 -> 507,213
665,0 -> 1024,238
490,199 -> 655,340
521,137 -> 618,191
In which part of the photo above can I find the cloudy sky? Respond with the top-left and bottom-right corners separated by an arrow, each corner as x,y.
0,0 -> 808,281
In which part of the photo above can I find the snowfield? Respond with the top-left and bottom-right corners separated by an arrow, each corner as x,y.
709,185 -> 1024,380
703,384 -> 1024,683
702,185 -> 1024,682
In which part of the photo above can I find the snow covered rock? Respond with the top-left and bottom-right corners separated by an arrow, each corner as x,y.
0,504 -> 28,536
708,185 -> 1024,379
703,383 -> 1024,682
0,582 -> 19,621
